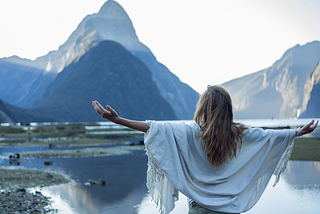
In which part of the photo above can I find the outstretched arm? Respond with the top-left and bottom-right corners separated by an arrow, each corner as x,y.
92,101 -> 150,133
300,119 -> 319,136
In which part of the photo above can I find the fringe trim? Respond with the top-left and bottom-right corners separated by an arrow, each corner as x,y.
272,139 -> 295,187
144,131 -> 178,214
146,149 -> 168,214
143,120 -> 181,213
144,120 -> 170,213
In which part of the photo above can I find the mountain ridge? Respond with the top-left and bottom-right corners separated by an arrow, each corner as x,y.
222,41 -> 320,119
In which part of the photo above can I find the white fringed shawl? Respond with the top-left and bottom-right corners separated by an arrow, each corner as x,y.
144,121 -> 296,214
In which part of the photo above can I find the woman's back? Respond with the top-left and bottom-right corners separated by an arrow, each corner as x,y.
144,120 -> 296,213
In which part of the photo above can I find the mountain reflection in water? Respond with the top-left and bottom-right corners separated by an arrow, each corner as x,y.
48,151 -> 148,214
41,157 -> 320,214
284,161 -> 320,186
245,161 -> 320,214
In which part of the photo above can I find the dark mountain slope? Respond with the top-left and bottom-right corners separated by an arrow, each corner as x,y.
0,59 -> 56,107
300,60 -> 320,118
0,98 -> 55,123
32,41 -> 177,122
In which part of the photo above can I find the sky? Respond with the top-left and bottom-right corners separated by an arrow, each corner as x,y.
0,0 -> 320,93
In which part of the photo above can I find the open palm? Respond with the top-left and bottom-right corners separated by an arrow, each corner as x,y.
92,101 -> 119,122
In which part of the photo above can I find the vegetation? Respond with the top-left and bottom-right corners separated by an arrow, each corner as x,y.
20,146 -> 144,159
290,137 -> 320,161
0,168 -> 71,190
0,122 -> 143,149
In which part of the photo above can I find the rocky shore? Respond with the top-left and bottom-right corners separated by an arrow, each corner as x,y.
0,168 -> 71,213
1,188 -> 52,213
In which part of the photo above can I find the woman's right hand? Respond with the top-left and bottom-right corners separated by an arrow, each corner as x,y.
92,100 -> 149,133
92,101 -> 119,123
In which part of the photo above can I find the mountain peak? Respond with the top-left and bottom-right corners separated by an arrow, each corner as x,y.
98,0 -> 130,20
33,0 -> 143,73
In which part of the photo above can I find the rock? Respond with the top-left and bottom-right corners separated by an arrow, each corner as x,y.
9,153 -> 21,165
0,188 -> 53,213
85,178 -> 106,186
44,161 -> 53,166
16,188 -> 26,192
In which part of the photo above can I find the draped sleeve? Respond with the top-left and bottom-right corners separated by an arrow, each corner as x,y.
144,121 -> 296,214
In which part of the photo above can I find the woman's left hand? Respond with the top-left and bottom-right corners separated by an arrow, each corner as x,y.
301,120 -> 319,135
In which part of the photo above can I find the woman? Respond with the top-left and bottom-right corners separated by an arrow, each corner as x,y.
92,85 -> 318,214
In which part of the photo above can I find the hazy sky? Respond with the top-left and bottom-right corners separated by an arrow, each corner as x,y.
0,0 -> 320,93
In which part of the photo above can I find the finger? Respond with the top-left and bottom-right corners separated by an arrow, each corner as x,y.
96,101 -> 107,112
312,120 -> 319,129
92,101 -> 99,110
93,102 -> 102,112
93,101 -> 106,115
106,105 -> 117,115
307,120 -> 314,127
106,105 -> 113,112
303,120 -> 314,130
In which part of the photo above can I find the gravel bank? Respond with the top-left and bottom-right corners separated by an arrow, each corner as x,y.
0,168 -> 71,213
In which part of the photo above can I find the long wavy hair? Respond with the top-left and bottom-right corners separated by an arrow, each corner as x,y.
194,85 -> 248,167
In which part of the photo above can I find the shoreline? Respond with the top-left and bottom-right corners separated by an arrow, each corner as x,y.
0,168 -> 72,213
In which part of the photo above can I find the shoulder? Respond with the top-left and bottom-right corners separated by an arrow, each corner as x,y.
242,127 -> 272,141
146,120 -> 200,133
243,127 -> 296,142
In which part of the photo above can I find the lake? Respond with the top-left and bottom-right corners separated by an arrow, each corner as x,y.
1,149 -> 319,214
1,118 -> 320,213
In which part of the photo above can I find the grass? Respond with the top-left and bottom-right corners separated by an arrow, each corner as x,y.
20,145 -> 145,159
0,168 -> 71,190
290,137 -> 320,161
0,123 -> 143,142
0,138 -> 129,148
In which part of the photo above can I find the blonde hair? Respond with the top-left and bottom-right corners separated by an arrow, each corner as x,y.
194,85 -> 247,167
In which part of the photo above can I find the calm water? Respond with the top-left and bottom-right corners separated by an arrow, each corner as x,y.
1,147 -> 320,214
1,118 -> 320,213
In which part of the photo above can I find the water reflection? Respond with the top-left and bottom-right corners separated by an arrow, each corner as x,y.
246,161 -> 320,214
1,147 -> 320,213
284,161 -> 320,187
49,160 -> 320,214
45,151 -> 148,214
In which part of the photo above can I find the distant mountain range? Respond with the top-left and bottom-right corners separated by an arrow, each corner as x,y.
0,0 -> 198,122
0,0 -> 319,122
222,41 -> 320,119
